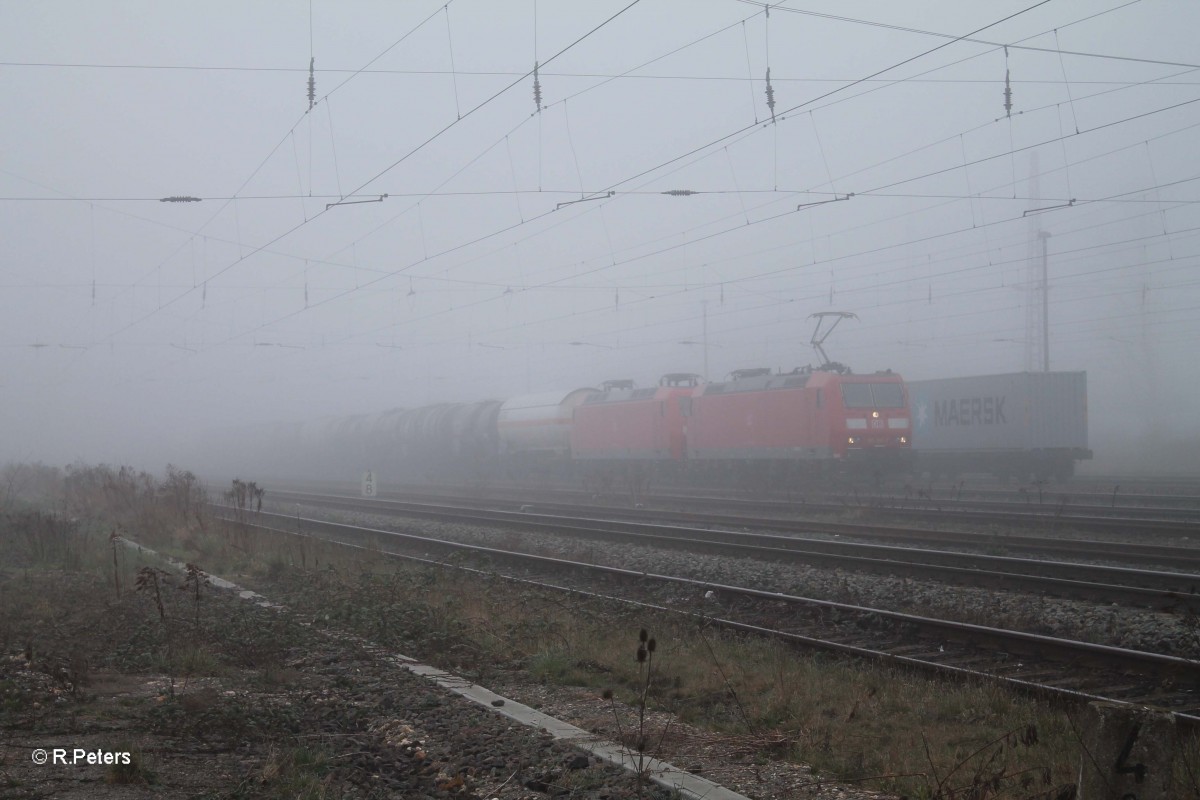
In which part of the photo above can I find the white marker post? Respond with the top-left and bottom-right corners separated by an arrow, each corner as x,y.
1077,702 -> 1177,800
361,470 -> 377,498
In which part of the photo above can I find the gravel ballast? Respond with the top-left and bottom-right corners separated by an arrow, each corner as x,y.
269,502 -> 1200,660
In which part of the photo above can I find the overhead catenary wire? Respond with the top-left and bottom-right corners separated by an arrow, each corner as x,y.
12,66 -> 1196,321
741,20 -> 758,123
282,184 -> 1200,369
290,0 -> 1142,319
72,0 -> 647,361
166,205 -> 1200,376
570,0 -> 1060,207
9,190 -> 1197,302
43,2 -> 457,358
732,0 -> 1197,71
20,2 -> 1197,399
7,58 -> 1195,206
7,0 -> 1193,78
367,181 -> 1200,376
444,4 -> 462,120
504,90 -> 1200,300
107,0 -> 650,384
177,92 -> 1200,371
194,234 -> 1199,393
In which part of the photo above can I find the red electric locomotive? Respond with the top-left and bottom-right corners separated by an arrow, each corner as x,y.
685,366 -> 911,473
570,374 -> 699,462
572,312 -> 911,487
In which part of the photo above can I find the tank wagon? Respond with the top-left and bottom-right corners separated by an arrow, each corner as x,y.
908,371 -> 1091,481
497,389 -> 596,469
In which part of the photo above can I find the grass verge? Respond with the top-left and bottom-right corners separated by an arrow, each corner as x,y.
5,463 -> 1200,799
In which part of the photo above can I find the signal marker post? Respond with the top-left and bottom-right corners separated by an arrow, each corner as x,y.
1077,702 -> 1176,799
361,470 -> 377,498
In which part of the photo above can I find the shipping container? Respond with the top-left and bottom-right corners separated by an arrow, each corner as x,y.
907,371 -> 1091,479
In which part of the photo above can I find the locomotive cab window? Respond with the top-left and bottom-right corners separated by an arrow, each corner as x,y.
870,383 -> 905,408
842,382 -> 906,409
841,383 -> 874,408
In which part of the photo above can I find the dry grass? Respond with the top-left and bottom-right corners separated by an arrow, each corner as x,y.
189,515 -> 1200,799
235,537 -> 1084,798
6,461 -> 1199,800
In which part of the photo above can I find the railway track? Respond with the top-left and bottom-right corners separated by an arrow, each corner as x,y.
690,489 -> 1200,523
269,488 -> 1200,573
215,507 -> 1200,728
655,480 -> 1200,515
263,490 -> 1200,613
278,479 -> 1200,537
560,489 -> 1200,535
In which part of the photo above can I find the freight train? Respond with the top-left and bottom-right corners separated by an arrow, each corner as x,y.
230,364 -> 913,488
214,369 -> 1091,488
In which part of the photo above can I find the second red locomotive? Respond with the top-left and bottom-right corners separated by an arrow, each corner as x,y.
570,366 -> 911,479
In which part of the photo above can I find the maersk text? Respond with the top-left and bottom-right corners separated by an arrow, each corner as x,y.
933,397 -> 1007,426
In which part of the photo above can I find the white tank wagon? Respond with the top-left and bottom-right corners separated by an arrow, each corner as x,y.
908,371 -> 1091,481
497,389 -> 596,460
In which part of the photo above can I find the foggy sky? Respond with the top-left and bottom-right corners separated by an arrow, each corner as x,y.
2,1 -> 1197,471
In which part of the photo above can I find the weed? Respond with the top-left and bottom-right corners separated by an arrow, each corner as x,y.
529,650 -> 573,682
252,746 -> 331,799
0,462 -> 62,510
695,620 -> 757,735
135,566 -> 170,622
171,645 -> 224,678
160,465 -> 207,520
181,562 -> 209,626
603,628 -> 669,798
109,528 -> 122,597
105,744 -> 156,785
225,478 -> 265,517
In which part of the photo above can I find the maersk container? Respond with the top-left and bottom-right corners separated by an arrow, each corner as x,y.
907,371 -> 1090,479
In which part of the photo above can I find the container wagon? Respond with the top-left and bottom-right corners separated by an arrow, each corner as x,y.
907,371 -> 1091,481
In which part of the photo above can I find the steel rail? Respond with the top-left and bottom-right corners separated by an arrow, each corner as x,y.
598,482 -> 1200,516
550,488 -> 1200,534
296,480 -> 1200,539
261,491 -> 1200,612
870,486 -> 1200,509
268,489 -> 1200,574
328,479 -> 1200,531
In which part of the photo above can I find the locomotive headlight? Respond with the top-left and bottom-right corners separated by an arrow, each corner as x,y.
899,436 -> 908,444
847,436 -> 857,445
871,411 -> 880,419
